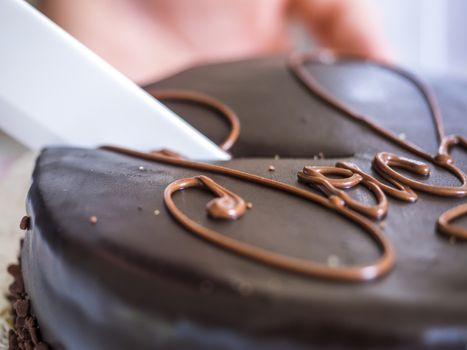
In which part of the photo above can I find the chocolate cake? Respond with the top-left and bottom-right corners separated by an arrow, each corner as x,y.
9,52 -> 467,349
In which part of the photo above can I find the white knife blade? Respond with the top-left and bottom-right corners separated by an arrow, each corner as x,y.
0,0 -> 230,161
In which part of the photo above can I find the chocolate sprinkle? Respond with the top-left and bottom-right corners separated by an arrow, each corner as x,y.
7,262 -> 51,350
19,216 -> 30,231
14,300 -> 29,318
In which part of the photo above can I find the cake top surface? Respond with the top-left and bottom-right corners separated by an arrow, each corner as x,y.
25,54 -> 467,347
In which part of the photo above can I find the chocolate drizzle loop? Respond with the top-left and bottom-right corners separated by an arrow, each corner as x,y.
297,165 -> 388,220
165,176 -> 246,221
373,151 -> 467,197
437,203 -> 467,240
102,145 -> 395,281
164,174 -> 394,282
148,88 -> 240,152
336,161 -> 418,202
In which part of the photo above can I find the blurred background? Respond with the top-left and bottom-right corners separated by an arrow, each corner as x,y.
373,0 -> 467,77
1,0 -> 467,169
294,0 -> 467,77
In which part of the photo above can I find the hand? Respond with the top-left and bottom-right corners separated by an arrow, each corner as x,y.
293,0 -> 392,62
40,0 -> 391,83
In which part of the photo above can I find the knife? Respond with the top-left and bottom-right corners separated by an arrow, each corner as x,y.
0,0 -> 230,161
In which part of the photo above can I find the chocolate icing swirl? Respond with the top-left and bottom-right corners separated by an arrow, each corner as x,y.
336,161 -> 417,202
297,165 -> 388,220
373,152 -> 467,197
162,172 -> 394,282
166,175 -> 247,221
437,203 -> 467,240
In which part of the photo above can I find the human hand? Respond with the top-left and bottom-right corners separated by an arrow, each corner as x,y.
293,0 -> 392,62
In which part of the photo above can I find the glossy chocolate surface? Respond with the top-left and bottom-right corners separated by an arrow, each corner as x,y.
22,56 -> 467,349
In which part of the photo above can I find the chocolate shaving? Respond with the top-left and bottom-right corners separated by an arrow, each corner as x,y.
19,216 -> 31,231
7,263 -> 51,350
14,300 -> 29,318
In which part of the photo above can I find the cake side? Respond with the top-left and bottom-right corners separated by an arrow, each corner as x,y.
18,146 -> 467,350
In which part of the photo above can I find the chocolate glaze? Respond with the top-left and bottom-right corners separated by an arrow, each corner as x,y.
100,51 -> 467,282
289,50 -> 467,239
19,55 -> 467,349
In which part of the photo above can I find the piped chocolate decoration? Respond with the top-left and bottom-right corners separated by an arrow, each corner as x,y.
373,152 -> 467,197
165,176 -> 246,221
437,203 -> 467,240
288,50 -> 467,198
150,148 -> 184,159
297,165 -> 388,220
164,175 -> 394,282
336,161 -> 417,203
148,89 -> 240,152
